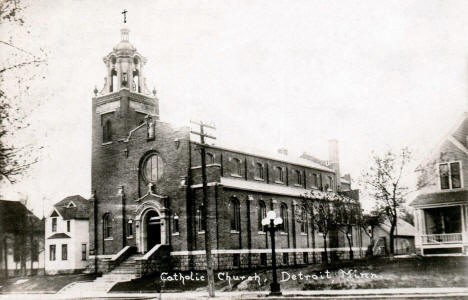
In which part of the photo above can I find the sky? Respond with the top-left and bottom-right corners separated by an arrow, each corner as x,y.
2,0 -> 468,215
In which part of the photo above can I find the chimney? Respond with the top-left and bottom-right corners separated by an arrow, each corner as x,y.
278,148 -> 288,156
328,139 -> 341,190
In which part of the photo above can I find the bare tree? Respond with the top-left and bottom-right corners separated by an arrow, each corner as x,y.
360,147 -> 412,255
0,0 -> 47,184
359,209 -> 383,256
303,190 -> 343,264
335,197 -> 361,260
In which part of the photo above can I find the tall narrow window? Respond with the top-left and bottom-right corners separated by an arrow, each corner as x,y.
132,69 -> 140,93
450,162 -> 461,188
258,200 -> 266,231
312,174 -> 318,187
127,220 -> 133,237
295,170 -> 302,185
52,218 -> 57,232
110,69 -> 117,92
103,213 -> 112,239
173,215 -> 179,234
62,244 -> 68,261
280,203 -> 289,233
255,163 -> 264,180
232,158 -> 242,176
276,167 -> 284,183
49,245 -> 56,261
300,206 -> 307,234
81,244 -> 87,261
197,206 -> 206,232
230,198 -> 241,232
103,120 -> 112,143
67,220 -> 70,232
206,153 -> 215,164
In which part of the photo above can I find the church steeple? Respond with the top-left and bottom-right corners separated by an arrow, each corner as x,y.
92,27 -> 159,146
99,28 -> 151,96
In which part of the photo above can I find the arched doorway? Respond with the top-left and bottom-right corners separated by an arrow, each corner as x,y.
144,210 -> 161,252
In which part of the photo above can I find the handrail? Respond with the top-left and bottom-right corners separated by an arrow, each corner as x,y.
136,244 -> 169,260
110,245 -> 132,262
142,244 -> 164,260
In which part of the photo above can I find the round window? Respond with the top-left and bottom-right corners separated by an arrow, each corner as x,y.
142,154 -> 164,182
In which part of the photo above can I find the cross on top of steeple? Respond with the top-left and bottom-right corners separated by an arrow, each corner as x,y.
122,9 -> 128,24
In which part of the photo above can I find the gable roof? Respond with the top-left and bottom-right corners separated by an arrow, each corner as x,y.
379,218 -> 415,237
416,111 -> 468,171
195,141 -> 335,173
53,195 -> 89,220
0,200 -> 44,233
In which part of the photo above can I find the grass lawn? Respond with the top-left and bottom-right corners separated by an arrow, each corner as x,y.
240,256 -> 468,291
112,256 -> 468,293
0,273 -> 97,293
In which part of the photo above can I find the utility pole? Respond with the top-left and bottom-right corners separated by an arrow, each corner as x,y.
190,120 -> 216,298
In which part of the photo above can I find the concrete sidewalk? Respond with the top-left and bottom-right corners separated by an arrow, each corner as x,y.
1,287 -> 468,299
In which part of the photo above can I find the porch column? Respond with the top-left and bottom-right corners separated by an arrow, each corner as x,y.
461,205 -> 467,245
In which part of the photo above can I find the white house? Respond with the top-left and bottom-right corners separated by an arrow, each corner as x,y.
45,195 -> 89,274
411,112 -> 468,256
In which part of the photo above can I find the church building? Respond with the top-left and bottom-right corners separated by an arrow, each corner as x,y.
89,27 -> 363,276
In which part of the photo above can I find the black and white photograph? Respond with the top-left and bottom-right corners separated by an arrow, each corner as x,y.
1,1 -> 468,299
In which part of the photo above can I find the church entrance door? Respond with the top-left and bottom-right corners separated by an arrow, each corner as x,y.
145,210 -> 161,252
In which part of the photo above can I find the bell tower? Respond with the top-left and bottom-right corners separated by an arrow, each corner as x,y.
92,27 -> 159,145
102,28 -> 151,95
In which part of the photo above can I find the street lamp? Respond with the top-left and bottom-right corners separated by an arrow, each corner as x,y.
261,210 -> 283,296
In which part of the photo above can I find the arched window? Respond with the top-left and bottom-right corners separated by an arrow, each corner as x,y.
132,70 -> 140,93
255,163 -> 264,180
300,206 -> 307,234
295,170 -> 302,185
276,166 -> 284,183
258,200 -> 266,231
103,120 -> 112,143
142,153 -> 164,183
110,69 -> 117,92
232,158 -> 242,176
206,153 -> 215,164
280,203 -> 288,233
230,198 -> 241,231
103,213 -> 112,239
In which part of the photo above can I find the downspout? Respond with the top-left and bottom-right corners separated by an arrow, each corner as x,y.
92,191 -> 98,273
291,202 -> 296,265
215,184 -> 220,269
246,195 -> 252,268
120,186 -> 126,248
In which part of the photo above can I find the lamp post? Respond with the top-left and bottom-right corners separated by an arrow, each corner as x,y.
262,210 -> 283,296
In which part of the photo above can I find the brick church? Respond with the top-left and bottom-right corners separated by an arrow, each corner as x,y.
89,27 -> 363,275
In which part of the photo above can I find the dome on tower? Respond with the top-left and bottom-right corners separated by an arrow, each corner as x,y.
113,28 -> 136,53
